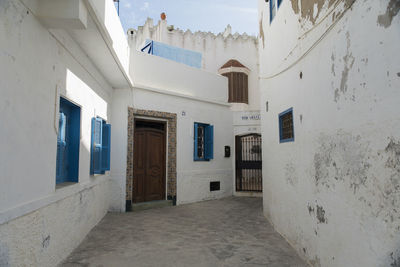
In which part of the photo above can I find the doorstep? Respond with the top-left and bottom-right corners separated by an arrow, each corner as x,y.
131,200 -> 173,212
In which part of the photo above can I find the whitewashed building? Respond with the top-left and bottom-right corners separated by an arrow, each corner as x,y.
129,17 -> 263,194
258,0 -> 400,266
0,0 -> 234,265
1,0 -> 398,266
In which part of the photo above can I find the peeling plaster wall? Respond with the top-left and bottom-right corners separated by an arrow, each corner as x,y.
0,0 -> 113,265
258,0 -> 400,266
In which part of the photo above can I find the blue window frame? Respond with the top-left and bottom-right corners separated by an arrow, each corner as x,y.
270,0 -> 277,23
194,122 -> 214,161
56,97 -> 81,184
90,117 -> 111,175
279,108 -> 294,143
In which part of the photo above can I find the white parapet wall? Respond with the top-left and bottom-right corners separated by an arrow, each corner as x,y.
128,18 -> 260,113
258,0 -> 400,266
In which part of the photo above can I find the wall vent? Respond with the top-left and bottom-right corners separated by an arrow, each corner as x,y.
210,181 -> 220,191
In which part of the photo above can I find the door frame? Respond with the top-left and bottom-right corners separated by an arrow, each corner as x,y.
126,108 -> 177,211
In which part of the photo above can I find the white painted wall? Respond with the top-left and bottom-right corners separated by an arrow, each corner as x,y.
130,50 -> 228,103
110,48 -> 235,206
128,17 -> 262,198
128,19 -> 260,113
132,88 -> 234,205
258,0 -> 400,266
0,0 -> 119,265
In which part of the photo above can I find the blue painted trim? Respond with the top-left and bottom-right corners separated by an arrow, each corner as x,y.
140,41 -> 152,53
205,125 -> 214,160
56,97 -> 80,184
194,122 -> 213,161
101,123 -> 111,172
278,107 -> 295,143
269,0 -> 276,23
194,123 -> 199,161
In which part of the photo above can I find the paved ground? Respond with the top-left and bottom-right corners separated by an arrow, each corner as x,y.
61,197 -> 307,267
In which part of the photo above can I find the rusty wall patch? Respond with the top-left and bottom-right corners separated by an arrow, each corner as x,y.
377,0 -> 400,28
294,0 -> 355,25
291,0 -> 300,14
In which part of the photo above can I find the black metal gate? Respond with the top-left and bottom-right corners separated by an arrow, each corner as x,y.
236,134 -> 262,192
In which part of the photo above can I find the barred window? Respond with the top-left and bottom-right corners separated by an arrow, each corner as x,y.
279,108 -> 294,143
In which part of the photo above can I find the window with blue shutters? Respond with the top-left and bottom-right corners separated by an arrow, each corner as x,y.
90,117 -> 111,175
279,108 -> 294,143
56,97 -> 80,185
194,122 -> 214,161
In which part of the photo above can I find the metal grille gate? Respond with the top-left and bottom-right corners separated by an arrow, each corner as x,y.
235,134 -> 262,192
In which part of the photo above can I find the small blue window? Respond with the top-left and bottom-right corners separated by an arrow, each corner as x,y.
270,0 -> 277,23
90,117 -> 111,175
277,0 -> 283,8
56,97 -> 81,184
194,122 -> 214,161
279,108 -> 294,143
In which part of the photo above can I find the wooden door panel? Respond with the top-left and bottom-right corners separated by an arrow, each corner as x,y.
133,125 -> 166,203
145,131 -> 165,201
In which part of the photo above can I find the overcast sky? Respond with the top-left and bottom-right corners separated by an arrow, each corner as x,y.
115,0 -> 258,36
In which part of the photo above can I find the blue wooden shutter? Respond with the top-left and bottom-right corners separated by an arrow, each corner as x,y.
90,117 -> 103,174
270,0 -> 276,22
56,112 -> 66,182
194,123 -> 199,161
101,123 -> 111,172
205,125 -> 214,160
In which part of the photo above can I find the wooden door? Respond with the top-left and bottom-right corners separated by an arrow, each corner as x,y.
133,126 -> 166,203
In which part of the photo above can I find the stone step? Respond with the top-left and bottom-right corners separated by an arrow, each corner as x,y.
132,200 -> 174,212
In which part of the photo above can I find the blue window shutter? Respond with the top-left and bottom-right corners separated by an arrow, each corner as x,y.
101,123 -> 111,172
194,123 -> 199,161
270,0 -> 276,22
56,112 -> 66,182
205,125 -> 214,160
90,117 -> 103,174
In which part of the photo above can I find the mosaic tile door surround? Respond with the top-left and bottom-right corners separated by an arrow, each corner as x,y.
126,108 -> 177,208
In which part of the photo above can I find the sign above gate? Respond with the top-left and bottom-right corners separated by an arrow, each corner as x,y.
233,111 -> 261,126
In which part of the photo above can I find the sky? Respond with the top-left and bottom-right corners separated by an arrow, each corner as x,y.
115,0 -> 258,36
